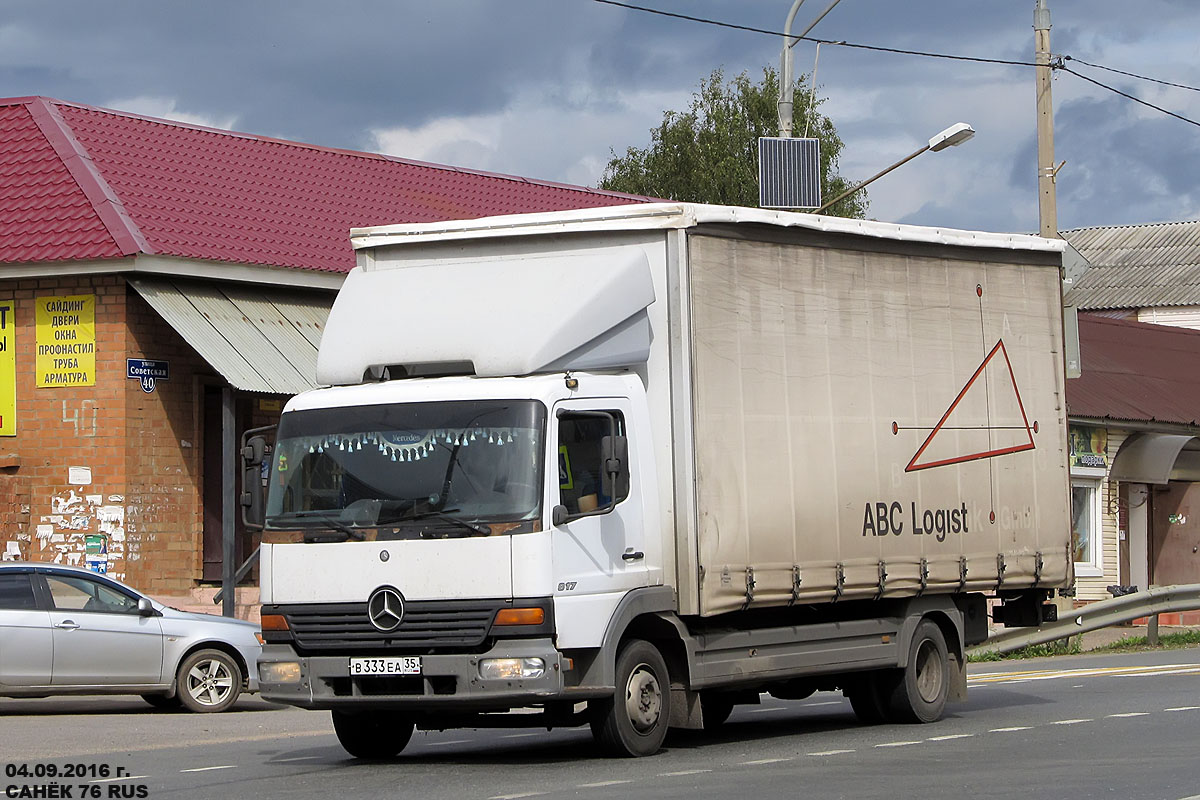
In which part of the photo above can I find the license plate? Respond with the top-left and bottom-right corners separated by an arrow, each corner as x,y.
348,656 -> 422,676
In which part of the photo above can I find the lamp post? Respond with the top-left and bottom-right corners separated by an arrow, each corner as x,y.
813,122 -> 975,214
778,0 -> 844,137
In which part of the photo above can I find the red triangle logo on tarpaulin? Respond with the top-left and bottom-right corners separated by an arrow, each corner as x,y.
905,339 -> 1036,473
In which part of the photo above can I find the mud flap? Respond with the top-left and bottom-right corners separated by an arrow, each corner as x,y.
669,685 -> 704,729
948,648 -> 967,702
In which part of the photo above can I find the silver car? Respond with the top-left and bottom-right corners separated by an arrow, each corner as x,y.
0,562 -> 260,712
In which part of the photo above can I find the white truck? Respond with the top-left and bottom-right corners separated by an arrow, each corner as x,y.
244,203 -> 1072,758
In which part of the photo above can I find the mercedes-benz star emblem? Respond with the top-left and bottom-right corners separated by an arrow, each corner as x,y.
367,587 -> 405,632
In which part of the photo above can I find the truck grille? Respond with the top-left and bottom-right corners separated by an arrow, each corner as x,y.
272,600 -> 501,654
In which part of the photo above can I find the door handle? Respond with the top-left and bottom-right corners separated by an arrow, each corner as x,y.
55,620 -> 79,630
622,551 -> 645,562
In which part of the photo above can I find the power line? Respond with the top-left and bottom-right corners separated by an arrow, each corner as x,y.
591,0 -> 1200,129
1059,65 -> 1200,128
590,0 -> 1037,68
1064,56 -> 1200,94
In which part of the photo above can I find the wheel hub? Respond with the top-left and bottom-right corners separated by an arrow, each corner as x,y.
624,664 -> 661,733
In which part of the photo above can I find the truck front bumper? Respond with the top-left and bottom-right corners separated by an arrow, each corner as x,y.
258,638 -> 567,710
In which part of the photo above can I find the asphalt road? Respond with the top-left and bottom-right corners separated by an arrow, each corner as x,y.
3,648 -> 1200,800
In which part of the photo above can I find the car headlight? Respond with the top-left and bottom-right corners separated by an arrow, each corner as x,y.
260,661 -> 302,683
479,658 -> 545,680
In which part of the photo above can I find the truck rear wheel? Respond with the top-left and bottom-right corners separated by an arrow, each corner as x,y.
332,710 -> 415,759
591,639 -> 671,757
699,691 -> 735,731
846,673 -> 893,724
888,619 -> 949,723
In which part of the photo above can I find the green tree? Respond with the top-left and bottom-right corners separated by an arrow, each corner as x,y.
600,66 -> 866,218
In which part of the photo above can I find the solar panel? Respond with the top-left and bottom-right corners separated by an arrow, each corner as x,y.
758,137 -> 821,209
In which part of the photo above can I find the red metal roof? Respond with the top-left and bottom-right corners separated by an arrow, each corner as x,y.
1069,314 -> 1200,426
0,97 -> 647,272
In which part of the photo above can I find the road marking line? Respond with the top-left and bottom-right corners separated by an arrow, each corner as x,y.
875,741 -> 921,748
746,707 -> 785,714
1051,719 -> 1093,725
927,734 -> 974,741
489,793 -> 548,800
90,776 -> 149,784
1166,706 -> 1200,712
742,757 -> 793,765
425,739 -> 472,746
801,700 -> 843,707
577,780 -> 632,788
970,664 -> 1200,685
1106,712 -> 1149,718
274,756 -> 321,762
658,770 -> 712,777
500,732 -> 541,739
808,749 -> 855,756
989,727 -> 1032,733
180,765 -> 236,773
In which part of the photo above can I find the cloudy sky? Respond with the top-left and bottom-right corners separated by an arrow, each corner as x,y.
4,0 -> 1198,233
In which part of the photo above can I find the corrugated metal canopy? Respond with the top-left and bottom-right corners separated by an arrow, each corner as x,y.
1063,219 -> 1200,310
129,278 -> 332,394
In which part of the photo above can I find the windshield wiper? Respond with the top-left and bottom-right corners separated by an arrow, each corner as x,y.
271,511 -> 366,542
408,509 -> 489,537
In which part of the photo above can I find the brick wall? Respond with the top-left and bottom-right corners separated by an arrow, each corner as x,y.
0,275 -> 128,574
123,288 -> 213,593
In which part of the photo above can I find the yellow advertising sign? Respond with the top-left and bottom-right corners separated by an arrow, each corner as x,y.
36,295 -> 96,388
0,300 -> 14,435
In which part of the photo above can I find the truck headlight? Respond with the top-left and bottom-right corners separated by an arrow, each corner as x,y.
479,658 -> 545,680
260,661 -> 302,683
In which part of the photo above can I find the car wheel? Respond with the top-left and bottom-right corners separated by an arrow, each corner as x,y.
590,639 -> 671,757
176,649 -> 242,713
332,710 -> 415,759
141,693 -> 183,710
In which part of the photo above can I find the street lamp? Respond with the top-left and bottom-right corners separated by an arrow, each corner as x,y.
813,122 -> 975,214
778,0 -> 844,137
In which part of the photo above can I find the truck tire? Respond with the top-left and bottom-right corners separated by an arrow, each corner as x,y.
332,710 -> 415,759
176,649 -> 242,713
591,639 -> 671,757
845,673 -> 893,725
699,691 -> 735,731
141,693 -> 182,710
888,619 -> 949,723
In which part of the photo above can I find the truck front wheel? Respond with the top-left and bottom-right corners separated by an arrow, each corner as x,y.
332,710 -> 415,759
591,639 -> 671,757
888,619 -> 949,723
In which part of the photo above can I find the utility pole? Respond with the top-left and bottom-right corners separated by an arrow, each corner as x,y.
1034,0 -> 1059,238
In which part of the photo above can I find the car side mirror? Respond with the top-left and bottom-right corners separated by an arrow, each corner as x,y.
137,597 -> 155,617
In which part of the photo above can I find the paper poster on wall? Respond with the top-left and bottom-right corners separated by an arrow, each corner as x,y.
0,300 -> 13,435
35,294 -> 95,388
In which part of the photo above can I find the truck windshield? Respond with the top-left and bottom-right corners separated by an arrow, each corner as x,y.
265,400 -> 545,539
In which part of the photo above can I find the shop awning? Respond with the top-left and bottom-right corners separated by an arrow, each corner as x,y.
1109,433 -> 1200,485
129,278 -> 334,394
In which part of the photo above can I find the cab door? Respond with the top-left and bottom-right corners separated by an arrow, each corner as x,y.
551,399 -> 649,648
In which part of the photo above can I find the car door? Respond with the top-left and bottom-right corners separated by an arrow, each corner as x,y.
42,571 -> 164,686
0,569 -> 53,687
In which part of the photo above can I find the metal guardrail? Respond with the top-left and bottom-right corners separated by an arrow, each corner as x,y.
968,583 -> 1200,657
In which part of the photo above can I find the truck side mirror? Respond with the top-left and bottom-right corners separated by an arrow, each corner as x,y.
240,427 -> 275,531
600,434 -> 629,507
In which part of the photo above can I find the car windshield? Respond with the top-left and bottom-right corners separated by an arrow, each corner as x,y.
265,399 -> 545,540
